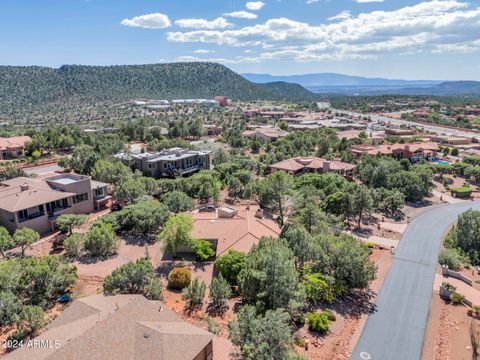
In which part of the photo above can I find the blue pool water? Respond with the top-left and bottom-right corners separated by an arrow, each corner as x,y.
433,160 -> 450,165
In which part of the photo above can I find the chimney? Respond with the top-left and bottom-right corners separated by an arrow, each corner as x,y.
246,201 -> 250,211
255,209 -> 264,219
322,161 -> 331,173
20,183 -> 29,192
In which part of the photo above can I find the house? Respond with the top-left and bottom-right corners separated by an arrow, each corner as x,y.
0,136 -> 31,159
0,173 -> 110,234
269,157 -> 356,176
214,96 -> 228,107
351,142 -> 439,160
5,294 -> 214,360
117,148 -> 211,179
429,135 -> 472,146
203,124 -> 223,136
242,127 -> 289,141
385,128 -> 416,136
190,205 -> 281,256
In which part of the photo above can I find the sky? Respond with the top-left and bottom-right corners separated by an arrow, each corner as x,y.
1,0 -> 480,80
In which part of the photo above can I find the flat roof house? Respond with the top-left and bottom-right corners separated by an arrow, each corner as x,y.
117,148 -> 212,179
0,136 -> 31,159
270,157 -> 356,176
351,142 -> 439,160
0,173 -> 110,234
5,294 -> 215,360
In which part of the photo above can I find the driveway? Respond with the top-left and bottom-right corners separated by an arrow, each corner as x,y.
351,201 -> 480,360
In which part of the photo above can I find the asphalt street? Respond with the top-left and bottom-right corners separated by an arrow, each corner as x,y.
351,201 -> 480,360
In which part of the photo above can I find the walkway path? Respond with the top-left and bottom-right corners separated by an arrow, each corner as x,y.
351,201 -> 480,360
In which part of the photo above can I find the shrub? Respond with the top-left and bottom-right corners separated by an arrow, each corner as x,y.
451,186 -> 472,198
322,309 -> 337,322
442,281 -> 457,292
306,312 -> 330,334
294,337 -> 306,347
452,292 -> 465,304
63,234 -> 85,258
207,316 -> 220,335
103,258 -> 162,300
438,248 -> 463,270
0,292 -> 21,327
84,223 -> 119,257
192,239 -> 215,261
168,267 -> 191,290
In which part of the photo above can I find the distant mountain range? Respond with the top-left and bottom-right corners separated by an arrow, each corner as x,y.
242,72 -> 480,96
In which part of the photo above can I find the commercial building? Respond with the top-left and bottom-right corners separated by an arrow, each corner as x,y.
0,173 -> 110,234
5,294 -> 214,360
0,136 -> 31,159
117,148 -> 212,179
269,157 -> 356,176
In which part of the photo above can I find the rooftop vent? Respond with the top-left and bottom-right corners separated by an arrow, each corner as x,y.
20,183 -> 29,192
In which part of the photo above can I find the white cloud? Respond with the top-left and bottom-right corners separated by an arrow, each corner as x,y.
306,0 -> 319,4
246,1 -> 265,11
355,0 -> 384,2
121,13 -> 171,29
175,17 -> 232,29
193,49 -> 215,54
328,10 -> 351,21
168,1 -> 480,63
175,55 -> 238,64
224,11 -> 258,19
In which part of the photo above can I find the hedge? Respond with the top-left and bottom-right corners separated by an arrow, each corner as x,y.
451,186 -> 472,198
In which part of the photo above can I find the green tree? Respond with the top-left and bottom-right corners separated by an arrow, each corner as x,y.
63,233 -> 85,258
103,258 -> 162,300
377,188 -> 405,217
238,237 -> 304,311
116,201 -> 170,237
282,225 -> 315,270
227,176 -> 242,201
90,159 -> 132,185
259,171 -> 294,226
114,177 -> 147,204
0,227 -> 13,258
84,223 -> 119,257
229,305 -> 293,360
68,144 -> 99,174
456,210 -> 480,264
209,274 -> 232,312
161,191 -> 194,213
157,213 -> 193,258
349,185 -> 374,229
215,250 -> 246,286
313,234 -> 376,290
303,273 -> 340,304
182,278 -> 206,310
13,228 -> 40,257
56,214 -> 88,236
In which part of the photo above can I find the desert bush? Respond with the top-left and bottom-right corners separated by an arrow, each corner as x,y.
306,312 -> 330,334
167,267 -> 191,290
438,248 -> 463,270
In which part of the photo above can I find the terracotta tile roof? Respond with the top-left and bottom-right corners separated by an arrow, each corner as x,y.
0,136 -> 31,151
5,295 -> 214,360
0,176 -> 77,212
270,157 -> 356,173
191,205 -> 281,256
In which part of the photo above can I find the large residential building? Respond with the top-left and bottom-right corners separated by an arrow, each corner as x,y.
0,136 -> 31,159
117,148 -> 211,179
190,205 -> 281,257
0,173 -> 110,234
5,294 -> 215,360
351,142 -> 439,160
270,157 -> 356,176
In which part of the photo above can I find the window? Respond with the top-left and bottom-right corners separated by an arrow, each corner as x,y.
47,199 -> 69,213
17,209 -> 28,222
93,187 -> 104,197
73,193 -> 88,204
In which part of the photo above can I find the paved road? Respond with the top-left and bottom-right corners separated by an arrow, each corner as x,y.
351,201 -> 480,360
340,110 -> 480,140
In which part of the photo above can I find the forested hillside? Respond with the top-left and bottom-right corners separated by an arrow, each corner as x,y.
0,62 -> 318,112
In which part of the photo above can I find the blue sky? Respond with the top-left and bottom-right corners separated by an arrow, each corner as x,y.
1,0 -> 480,80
